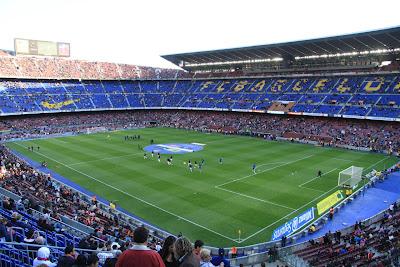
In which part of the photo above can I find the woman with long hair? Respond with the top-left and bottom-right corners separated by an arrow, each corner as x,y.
159,236 -> 179,267
174,236 -> 199,267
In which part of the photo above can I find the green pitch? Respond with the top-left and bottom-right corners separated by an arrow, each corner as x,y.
5,127 -> 398,247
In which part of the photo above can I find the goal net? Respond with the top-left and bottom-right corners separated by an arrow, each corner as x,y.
85,126 -> 106,134
338,166 -> 363,188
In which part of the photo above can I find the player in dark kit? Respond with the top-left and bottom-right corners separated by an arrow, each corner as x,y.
188,162 -> 193,172
318,170 -> 322,177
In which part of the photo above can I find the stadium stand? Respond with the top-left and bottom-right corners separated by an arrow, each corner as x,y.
1,26 -> 400,267
282,195 -> 400,267
0,144 -> 169,266
0,75 -> 400,122
0,55 -> 186,80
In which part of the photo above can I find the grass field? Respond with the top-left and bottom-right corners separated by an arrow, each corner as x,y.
5,127 -> 398,247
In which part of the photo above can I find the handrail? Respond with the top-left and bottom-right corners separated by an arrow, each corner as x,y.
0,240 -> 99,254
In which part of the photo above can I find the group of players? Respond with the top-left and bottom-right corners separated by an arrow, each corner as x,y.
28,146 -> 40,151
142,147 -> 261,174
143,150 -> 207,172
136,136 -> 261,174
124,135 -> 141,141
144,151 -> 174,165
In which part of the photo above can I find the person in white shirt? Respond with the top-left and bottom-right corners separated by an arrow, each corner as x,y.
200,248 -> 216,267
33,247 -> 57,267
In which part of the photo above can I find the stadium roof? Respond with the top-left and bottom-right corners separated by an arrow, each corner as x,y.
162,26 -> 400,68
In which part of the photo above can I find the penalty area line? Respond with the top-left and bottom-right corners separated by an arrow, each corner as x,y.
12,142 -> 238,243
238,156 -> 394,243
298,168 -> 338,187
216,154 -> 314,187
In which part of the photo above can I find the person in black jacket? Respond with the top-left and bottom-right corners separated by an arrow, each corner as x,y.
57,245 -> 76,267
0,218 -> 8,242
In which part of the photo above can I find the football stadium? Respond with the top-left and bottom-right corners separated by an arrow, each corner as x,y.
1,1 -> 400,266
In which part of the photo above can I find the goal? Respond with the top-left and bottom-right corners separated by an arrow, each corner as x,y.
338,166 -> 363,188
85,126 -> 106,134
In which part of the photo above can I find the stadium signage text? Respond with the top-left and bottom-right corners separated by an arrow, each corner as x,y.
317,190 -> 344,215
271,207 -> 315,241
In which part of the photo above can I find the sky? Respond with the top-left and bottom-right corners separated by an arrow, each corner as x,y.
0,0 -> 399,69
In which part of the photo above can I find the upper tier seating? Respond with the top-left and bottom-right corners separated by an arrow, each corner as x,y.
0,75 -> 399,120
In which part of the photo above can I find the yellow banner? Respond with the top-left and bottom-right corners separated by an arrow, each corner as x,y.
317,190 -> 344,215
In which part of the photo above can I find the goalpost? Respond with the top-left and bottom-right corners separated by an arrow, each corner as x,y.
338,166 -> 364,188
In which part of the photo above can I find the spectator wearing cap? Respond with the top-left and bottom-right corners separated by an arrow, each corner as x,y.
33,247 -> 57,267
116,226 -> 165,267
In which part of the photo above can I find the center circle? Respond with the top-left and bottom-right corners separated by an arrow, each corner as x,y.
144,143 -> 204,154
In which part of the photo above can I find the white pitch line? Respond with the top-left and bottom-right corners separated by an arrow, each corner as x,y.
299,186 -> 325,193
331,157 -> 365,163
12,142 -> 238,242
216,154 -> 314,187
237,184 -> 340,243
331,157 -> 353,162
67,152 -> 144,166
238,157 -> 392,243
215,186 -> 296,211
254,162 -> 289,172
298,168 -> 338,187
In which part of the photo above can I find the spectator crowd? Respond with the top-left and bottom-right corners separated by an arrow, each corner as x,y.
1,110 -> 399,153
0,55 -> 186,80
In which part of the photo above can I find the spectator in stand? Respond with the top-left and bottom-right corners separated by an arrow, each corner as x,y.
211,248 -> 230,267
87,254 -> 100,267
230,246 -> 237,258
23,229 -> 36,244
33,246 -> 57,267
199,248 -> 215,267
116,226 -> 165,267
0,217 -> 8,242
159,236 -> 179,267
174,236 -> 199,267
104,250 -> 122,267
57,245 -> 76,267
193,240 -> 204,261
72,254 -> 88,267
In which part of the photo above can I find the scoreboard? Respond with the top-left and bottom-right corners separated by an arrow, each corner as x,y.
14,38 -> 70,57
